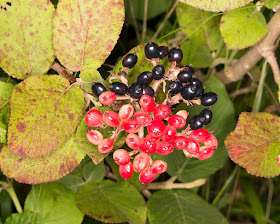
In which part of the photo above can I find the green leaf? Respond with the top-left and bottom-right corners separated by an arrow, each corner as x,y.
147,190 -> 228,224
0,81 -> 13,108
0,0 -> 55,79
56,174 -> 84,193
178,0 -> 253,12
82,161 -> 105,183
24,182 -> 84,224
0,120 -> 7,143
154,76 -> 235,182
264,0 -> 280,9
0,134 -> 86,184
8,75 -> 85,158
176,3 -> 221,50
220,4 -> 268,49
225,112 -> 280,177
180,41 -> 213,67
75,180 -> 147,224
53,0 -> 124,72
4,212 -> 40,224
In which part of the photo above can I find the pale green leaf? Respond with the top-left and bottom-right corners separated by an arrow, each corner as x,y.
264,0 -> 280,9
53,0 -> 124,72
24,182 -> 84,224
0,81 -> 13,108
220,4 -> 268,49
0,134 -> 86,184
8,75 -> 85,158
4,212 -> 40,224
0,0 -> 55,79
0,120 -> 7,143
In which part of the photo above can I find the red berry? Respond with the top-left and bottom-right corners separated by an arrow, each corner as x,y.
172,136 -> 188,150
133,111 -> 152,127
151,160 -> 167,174
146,133 -> 161,142
191,129 -> 211,142
161,125 -> 177,142
154,105 -> 171,120
122,118 -> 141,133
156,141 -> 174,155
86,129 -> 103,145
119,162 -> 133,180
99,91 -> 116,105
176,110 -> 189,120
113,149 -> 130,165
197,146 -> 215,160
126,133 -> 141,149
119,104 -> 134,121
139,95 -> 155,112
85,109 -> 103,127
277,155 -> 280,167
139,168 -> 156,184
204,134 -> 218,149
168,115 -> 186,129
133,152 -> 150,172
147,119 -> 165,137
185,137 -> 200,154
102,110 -> 120,127
140,137 -> 157,154
98,139 -> 114,153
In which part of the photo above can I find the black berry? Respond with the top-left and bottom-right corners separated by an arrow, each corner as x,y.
143,85 -> 155,97
195,84 -> 204,97
92,82 -> 106,97
122,53 -> 138,68
145,42 -> 159,59
180,84 -> 196,100
158,46 -> 169,59
168,81 -> 182,94
152,65 -> 165,80
191,78 -> 203,87
110,82 -> 128,96
185,65 -> 194,74
200,108 -> 212,125
177,70 -> 193,83
200,92 -> 218,106
137,71 -> 154,85
189,115 -> 204,130
128,82 -> 143,99
168,47 -> 183,64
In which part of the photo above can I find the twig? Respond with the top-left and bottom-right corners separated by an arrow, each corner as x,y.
229,85 -> 256,98
147,178 -> 207,190
142,0 -> 148,43
51,61 -> 76,83
265,178 -> 274,221
128,0 -> 141,44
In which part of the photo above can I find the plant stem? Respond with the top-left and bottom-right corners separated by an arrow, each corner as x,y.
142,0 -> 148,43
51,61 -> 76,83
147,178 -> 206,190
128,0 -> 141,44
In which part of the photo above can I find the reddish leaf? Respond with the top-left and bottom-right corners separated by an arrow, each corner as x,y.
225,112 -> 280,177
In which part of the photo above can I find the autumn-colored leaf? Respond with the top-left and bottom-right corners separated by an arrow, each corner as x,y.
0,134 -> 86,184
53,0 -> 124,72
8,75 -> 85,158
0,0 -> 55,79
225,112 -> 280,177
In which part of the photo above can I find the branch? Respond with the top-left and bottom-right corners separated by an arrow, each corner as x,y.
146,178 -> 206,190
223,9 -> 280,85
51,61 -> 76,83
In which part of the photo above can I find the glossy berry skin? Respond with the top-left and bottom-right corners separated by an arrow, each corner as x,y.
200,92 -> 218,106
86,129 -> 103,145
185,65 -> 194,74
122,118 -> 141,133
102,111 -> 120,127
113,149 -> 130,165
137,71 -> 154,85
139,168 -> 156,184
189,115 -> 204,130
168,115 -> 186,129
161,125 -> 177,142
176,110 -> 189,120
92,82 -> 107,97
152,65 -> 165,80
126,133 -> 141,149
119,104 -> 134,121
122,53 -> 137,68
119,162 -> 133,180
147,119 -> 165,137
204,134 -> 218,149
180,84 -> 196,100
168,81 -> 182,94
197,146 -> 215,160
98,139 -> 114,153
200,108 -> 212,125
154,104 -> 171,120
185,137 -> 200,154
177,70 -> 193,83
99,91 -> 116,105
191,78 -> 203,87
139,95 -> 155,112
145,42 -> 159,59
142,85 -> 155,97
85,109 -> 103,127
109,82 -> 128,96
140,136 -> 157,154
172,136 -> 188,150
168,47 -> 183,64
133,152 -> 150,172
133,111 -> 152,127
195,84 -> 204,97
128,82 -> 143,99
151,160 -> 167,174
156,141 -> 174,155
191,129 -> 211,142
158,46 -> 169,59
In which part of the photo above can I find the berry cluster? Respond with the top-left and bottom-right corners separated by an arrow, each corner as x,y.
85,42 -> 219,183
